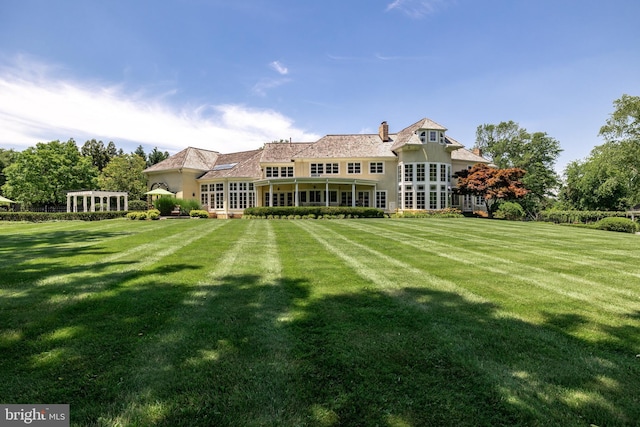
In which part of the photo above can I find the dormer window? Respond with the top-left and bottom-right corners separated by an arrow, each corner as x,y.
419,131 -> 426,143
429,131 -> 437,142
439,132 -> 445,145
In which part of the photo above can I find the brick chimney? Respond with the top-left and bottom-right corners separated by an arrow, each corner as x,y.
472,147 -> 483,157
379,121 -> 389,142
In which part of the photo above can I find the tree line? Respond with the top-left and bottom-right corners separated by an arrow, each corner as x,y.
0,140 -> 168,209
1,94 -> 638,214
456,94 -> 639,217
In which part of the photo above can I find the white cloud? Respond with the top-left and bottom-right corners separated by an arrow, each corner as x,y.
0,58 -> 319,154
386,0 -> 448,18
251,77 -> 291,97
269,61 -> 289,75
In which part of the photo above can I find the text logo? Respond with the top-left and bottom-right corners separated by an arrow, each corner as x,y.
1,405 -> 69,427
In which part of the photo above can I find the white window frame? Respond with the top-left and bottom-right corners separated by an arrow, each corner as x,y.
375,190 -> 387,209
369,162 -> 384,174
347,162 -> 361,174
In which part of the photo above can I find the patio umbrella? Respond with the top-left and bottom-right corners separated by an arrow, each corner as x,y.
0,195 -> 15,204
144,188 -> 174,196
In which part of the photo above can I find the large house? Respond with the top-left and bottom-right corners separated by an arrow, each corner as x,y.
143,118 -> 489,217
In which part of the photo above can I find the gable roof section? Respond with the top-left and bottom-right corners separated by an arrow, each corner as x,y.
144,147 -> 220,173
391,118 -> 448,152
198,149 -> 263,180
260,142 -> 313,163
294,134 -> 396,159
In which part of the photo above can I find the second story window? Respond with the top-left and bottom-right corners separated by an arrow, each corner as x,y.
281,166 -> 293,177
416,164 -> 425,182
347,162 -> 361,174
265,167 -> 278,178
311,163 -> 338,175
310,163 -> 324,175
370,162 -> 384,174
404,163 -> 413,182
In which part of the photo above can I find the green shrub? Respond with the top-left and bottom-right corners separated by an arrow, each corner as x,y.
494,202 -> 525,221
128,200 -> 148,211
177,199 -> 202,214
126,209 -> 160,220
154,197 -> 177,216
593,217 -> 638,233
189,210 -> 210,218
391,208 -> 464,219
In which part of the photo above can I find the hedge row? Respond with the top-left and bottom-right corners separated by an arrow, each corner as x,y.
243,206 -> 384,219
0,211 -> 127,222
538,210 -> 629,224
393,208 -> 463,219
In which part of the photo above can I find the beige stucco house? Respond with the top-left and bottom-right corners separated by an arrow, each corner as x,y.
143,118 -> 489,217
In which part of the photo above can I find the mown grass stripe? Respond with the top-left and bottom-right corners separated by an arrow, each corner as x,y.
338,220 -> 638,314
292,220 -> 492,307
107,221 -> 301,426
1,221 -> 229,306
0,219 -> 182,270
392,219 -> 640,281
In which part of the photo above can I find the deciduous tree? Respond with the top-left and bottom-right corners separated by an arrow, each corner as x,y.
0,148 -> 18,193
2,140 -> 98,207
455,164 -> 529,218
475,121 -> 561,216
98,153 -> 147,200
560,95 -> 640,210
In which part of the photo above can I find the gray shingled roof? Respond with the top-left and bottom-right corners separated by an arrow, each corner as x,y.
451,147 -> 489,163
198,149 -> 263,180
391,118 -> 448,152
294,134 -> 396,159
143,147 -> 219,173
260,142 -> 313,163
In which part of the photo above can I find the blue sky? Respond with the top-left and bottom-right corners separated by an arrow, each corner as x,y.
1,0 -> 639,174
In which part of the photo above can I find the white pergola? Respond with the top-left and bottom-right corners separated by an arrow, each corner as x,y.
66,190 -> 128,212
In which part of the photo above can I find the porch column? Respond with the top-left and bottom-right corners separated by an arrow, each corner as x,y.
124,196 -> 128,211
82,195 -> 87,212
73,195 -> 78,212
269,183 -> 273,207
90,195 -> 95,212
294,181 -> 299,207
116,196 -> 121,211
374,184 -> 377,209
351,183 -> 356,207
325,180 -> 329,207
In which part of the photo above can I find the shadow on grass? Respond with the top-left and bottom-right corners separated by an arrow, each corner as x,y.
2,273 -> 639,426
0,229 -> 137,294
0,230 -> 132,268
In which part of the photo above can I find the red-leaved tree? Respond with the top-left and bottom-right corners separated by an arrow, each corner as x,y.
455,164 -> 529,217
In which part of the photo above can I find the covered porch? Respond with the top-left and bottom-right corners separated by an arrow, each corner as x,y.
253,177 -> 380,209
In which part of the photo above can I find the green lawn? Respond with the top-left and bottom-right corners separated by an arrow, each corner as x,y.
1,218 -> 639,426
